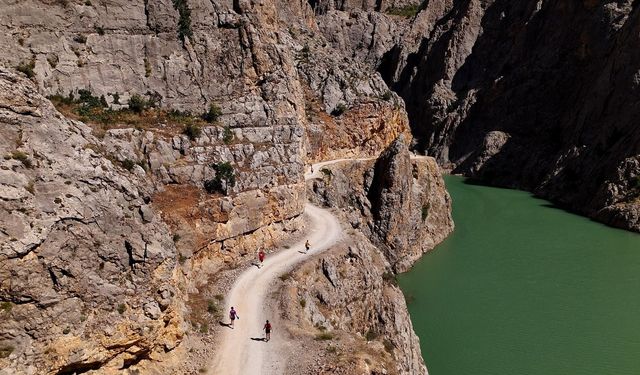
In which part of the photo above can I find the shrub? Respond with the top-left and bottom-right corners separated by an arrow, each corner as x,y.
315,332 -> 334,341
382,271 -> 397,286
204,162 -> 236,195
214,294 -> 224,301
62,327 -> 71,334
320,168 -> 332,178
172,0 -> 193,42
279,272 -> 291,282
383,338 -> 395,353
178,253 -> 187,264
10,151 -> 32,168
173,234 -> 181,243
385,5 -> 421,18
421,203 -> 430,221
199,322 -> 209,333
382,91 -> 392,101
365,329 -> 378,341
331,103 -> 347,116
128,94 -> 148,113
299,299 -> 306,308
207,300 -> 218,314
95,26 -> 105,35
24,181 -> 35,195
183,123 -> 202,141
144,58 -> 151,77
73,34 -> 87,44
202,103 -> 222,123
117,304 -> 126,314
47,55 -> 58,68
16,59 -> 36,79
222,126 -> 233,144
111,92 -> 120,104
0,302 -> 12,313
0,345 -> 14,359
121,159 -> 136,171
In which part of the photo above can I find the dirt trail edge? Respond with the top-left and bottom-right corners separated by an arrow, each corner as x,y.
211,162 -> 344,375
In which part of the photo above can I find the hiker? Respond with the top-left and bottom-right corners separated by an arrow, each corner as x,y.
264,320 -> 272,342
258,249 -> 265,268
305,240 -> 310,254
229,307 -> 239,328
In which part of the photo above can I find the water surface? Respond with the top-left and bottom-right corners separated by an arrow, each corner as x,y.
399,176 -> 640,375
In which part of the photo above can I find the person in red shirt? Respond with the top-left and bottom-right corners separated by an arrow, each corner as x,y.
258,249 -> 265,268
263,320 -> 272,342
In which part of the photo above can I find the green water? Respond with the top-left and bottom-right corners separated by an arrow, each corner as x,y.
398,176 -> 640,375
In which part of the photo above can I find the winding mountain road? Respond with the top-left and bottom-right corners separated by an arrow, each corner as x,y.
210,154 -> 428,374
210,163 -> 344,375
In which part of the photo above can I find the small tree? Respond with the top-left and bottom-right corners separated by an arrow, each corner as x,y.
204,162 -> 236,195
128,94 -> 147,113
202,103 -> 222,123
183,123 -> 202,141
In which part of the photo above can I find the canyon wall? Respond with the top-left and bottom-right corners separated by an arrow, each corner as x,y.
378,0 -> 640,231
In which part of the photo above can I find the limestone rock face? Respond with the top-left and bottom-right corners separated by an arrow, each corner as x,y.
286,136 -> 453,375
311,136 -> 454,271
0,70 -> 183,375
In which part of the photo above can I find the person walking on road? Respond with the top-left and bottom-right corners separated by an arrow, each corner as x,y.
258,249 -> 265,268
264,320 -> 272,342
304,240 -> 310,254
229,307 -> 239,329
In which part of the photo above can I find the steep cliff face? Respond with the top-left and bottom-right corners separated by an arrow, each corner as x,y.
281,137 -> 453,375
0,70 -> 183,374
379,0 -> 640,231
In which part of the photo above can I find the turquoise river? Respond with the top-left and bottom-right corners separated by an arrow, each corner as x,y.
399,176 -> 640,375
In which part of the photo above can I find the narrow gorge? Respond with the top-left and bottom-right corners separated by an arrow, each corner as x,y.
1,0 -> 639,374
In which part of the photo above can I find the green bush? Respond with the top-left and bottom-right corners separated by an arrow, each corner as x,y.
222,126 -> 233,144
111,92 -> 120,104
95,26 -> 105,35
121,159 -> 136,171
178,253 -> 187,264
421,203 -> 430,221
0,302 -> 13,313
172,0 -> 193,42
173,234 -> 181,243
183,123 -> 202,141
0,345 -> 14,359
207,300 -> 219,314
383,338 -> 395,353
202,103 -> 222,123
128,94 -> 148,113
204,162 -> 236,195
117,304 -> 126,314
315,332 -> 334,341
382,271 -> 397,286
16,59 -> 36,79
365,329 -> 378,341
10,151 -> 32,168
385,5 -> 421,18
199,322 -> 209,333
331,103 -> 347,116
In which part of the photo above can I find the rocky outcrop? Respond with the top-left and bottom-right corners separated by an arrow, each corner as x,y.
310,136 -> 454,271
280,137 -> 453,375
0,70 -> 183,374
